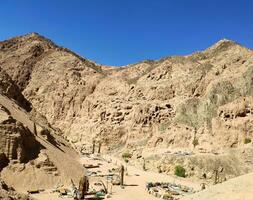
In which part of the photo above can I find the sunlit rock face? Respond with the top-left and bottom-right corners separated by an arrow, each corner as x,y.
1,34 -> 253,180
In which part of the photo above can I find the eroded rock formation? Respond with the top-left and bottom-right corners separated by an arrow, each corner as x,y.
0,33 -> 253,181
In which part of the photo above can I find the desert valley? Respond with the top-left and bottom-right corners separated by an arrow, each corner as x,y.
0,33 -> 253,200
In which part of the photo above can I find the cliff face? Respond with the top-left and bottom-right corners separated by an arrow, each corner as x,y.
0,34 -> 253,180
0,39 -> 84,191
0,67 -> 31,111
1,34 -> 252,152
0,63 -> 39,171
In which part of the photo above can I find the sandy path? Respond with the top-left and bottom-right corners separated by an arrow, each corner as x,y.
30,154 -> 201,200
81,155 -> 200,200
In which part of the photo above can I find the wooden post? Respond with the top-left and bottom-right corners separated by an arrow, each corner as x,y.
193,127 -> 197,149
33,122 -> 37,136
98,142 -> 102,154
142,158 -> 146,171
106,179 -> 108,194
214,169 -> 218,185
92,140 -> 95,154
120,164 -> 124,186
79,175 -> 89,199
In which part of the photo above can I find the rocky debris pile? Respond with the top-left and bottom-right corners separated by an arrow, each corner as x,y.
146,182 -> 195,200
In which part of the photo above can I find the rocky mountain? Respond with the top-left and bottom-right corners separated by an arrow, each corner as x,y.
0,51 -> 83,192
1,33 -> 253,182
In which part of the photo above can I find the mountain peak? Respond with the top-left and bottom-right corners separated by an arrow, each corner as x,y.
214,38 -> 236,46
26,32 -> 40,37
203,38 -> 240,55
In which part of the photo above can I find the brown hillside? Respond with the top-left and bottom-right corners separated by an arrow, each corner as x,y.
1,33 -> 253,182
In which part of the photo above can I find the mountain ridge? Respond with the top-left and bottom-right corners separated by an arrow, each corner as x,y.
1,32 -> 247,67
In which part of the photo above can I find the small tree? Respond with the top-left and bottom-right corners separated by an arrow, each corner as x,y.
244,138 -> 251,144
122,152 -> 132,162
174,165 -> 186,177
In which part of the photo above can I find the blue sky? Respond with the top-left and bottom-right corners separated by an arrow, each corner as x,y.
0,0 -> 252,66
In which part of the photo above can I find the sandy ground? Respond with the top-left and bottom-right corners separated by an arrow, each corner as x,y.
30,153 -> 253,200
98,155 -> 200,200
181,172 -> 253,200
30,154 -> 201,200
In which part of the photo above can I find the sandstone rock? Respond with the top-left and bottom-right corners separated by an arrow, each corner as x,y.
0,67 -> 31,111
0,105 -> 40,164
0,179 -> 32,200
0,62 -> 83,192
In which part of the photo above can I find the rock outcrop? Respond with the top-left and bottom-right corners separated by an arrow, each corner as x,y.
0,179 -> 33,200
0,104 -> 40,167
0,67 -> 31,111
0,58 -> 83,191
0,67 -> 40,171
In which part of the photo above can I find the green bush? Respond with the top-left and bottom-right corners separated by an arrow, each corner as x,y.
174,165 -> 186,177
122,151 -> 132,160
244,138 -> 252,144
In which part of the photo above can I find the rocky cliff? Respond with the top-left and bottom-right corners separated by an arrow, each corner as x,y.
0,47 -> 84,191
1,33 -> 253,181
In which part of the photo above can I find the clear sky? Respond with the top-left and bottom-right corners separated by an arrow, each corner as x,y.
0,0 -> 252,66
